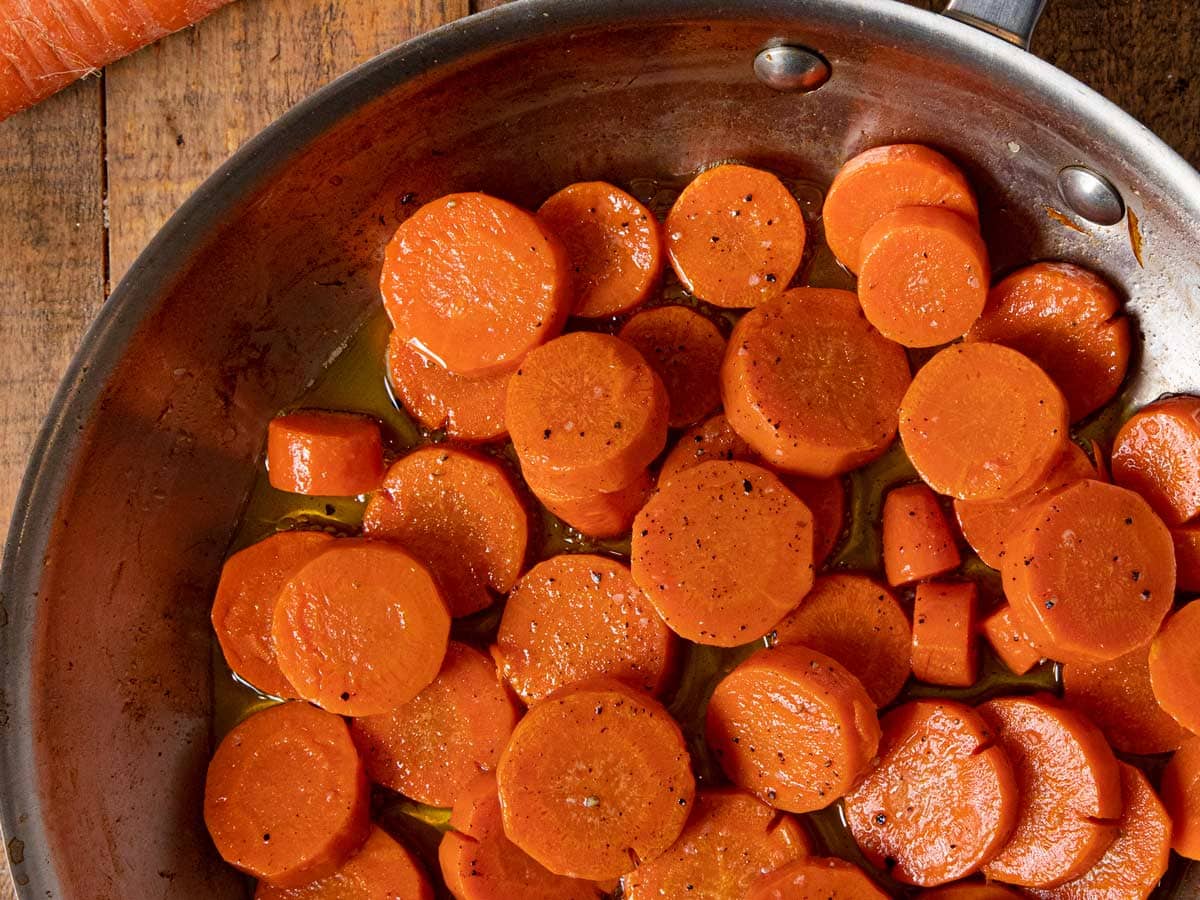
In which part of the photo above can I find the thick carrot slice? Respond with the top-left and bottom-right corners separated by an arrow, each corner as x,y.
1175,522 -> 1200,591
255,826 -> 432,899
883,483 -> 962,585
857,206 -> 990,348
785,475 -> 846,567
823,144 -> 979,273
380,192 -> 571,376
506,332 -> 669,492
922,885 -> 1021,899
900,343 -> 1069,500
495,554 -> 677,704
966,263 -> 1130,422
1149,600 -> 1200,734
267,411 -> 385,497
204,702 -> 370,887
844,700 -> 1018,887
746,857 -> 889,899
1162,736 -> 1200,859
771,573 -> 911,706
631,460 -> 815,646
212,530 -> 332,699
911,581 -> 978,688
272,539 -> 451,715
621,788 -> 810,899
1112,395 -> 1200,525
497,679 -> 694,879
978,695 -> 1121,888
536,181 -> 662,318
722,288 -> 912,477
530,467 -> 653,538
980,604 -> 1041,676
1001,479 -> 1175,663
706,645 -> 880,813
618,305 -> 726,427
665,164 -> 806,308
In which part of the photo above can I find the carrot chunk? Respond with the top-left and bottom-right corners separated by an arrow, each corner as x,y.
745,857 -> 889,900
1112,395 -> 1200,525
267,411 -> 385,497
1174,521 -> 1200,591
1149,600 -> 1200,734
255,826 -> 432,899
1162,736 -> 1200,859
530,467 -> 653,539
883,483 -> 962,585
911,581 -> 978,688
980,604 -> 1041,676
922,885 -> 1021,899
619,305 -> 726,427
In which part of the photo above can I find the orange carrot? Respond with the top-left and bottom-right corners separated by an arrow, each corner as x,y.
784,474 -> 847,567
659,413 -> 758,482
922,885 -> 1021,899
255,826 -> 432,899
619,305 -> 726,427
883,483 -> 962,585
267,410 -> 385,497
529,467 -> 653,539
1162,736 -> 1200,859
1149,600 -> 1200,734
1174,521 -> 1200,591
980,604 -> 1041,676
1112,395 -> 1200,525
745,857 -> 889,900
1089,438 -> 1110,482
911,581 -> 978,688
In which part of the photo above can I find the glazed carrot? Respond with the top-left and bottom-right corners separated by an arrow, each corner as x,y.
506,332 -> 669,492
497,679 -> 694,879
267,410 -> 385,497
822,144 -> 979,273
772,573 -> 911,706
922,885 -> 1021,899
1162,736 -> 1200,859
529,467 -> 653,538
844,700 -> 1018,887
272,539 -> 451,715
255,826 -> 432,899
619,305 -> 726,427
362,447 -> 528,617
631,460 -> 815,646
660,413 -> 758,481
1090,438 -> 1110,481
622,788 -> 810,900
784,474 -> 847,567
1112,395 -> 1200,525
665,164 -> 806,308
706,645 -> 880,813
1174,521 -> 1200,590
978,695 -> 1121,888
900,343 -> 1069,500
1149,600 -> 1200,734
857,206 -> 990,348
883,483 -> 962,585
911,581 -> 978,688
204,702 -> 369,887
966,263 -> 1130,421
381,193 -> 571,376
537,181 -> 662,318
211,530 -> 332,699
1001,479 -> 1175,663
722,288 -> 912,477
980,604 -> 1041,676
745,857 -> 889,900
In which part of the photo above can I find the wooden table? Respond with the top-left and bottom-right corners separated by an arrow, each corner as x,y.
0,0 -> 1196,894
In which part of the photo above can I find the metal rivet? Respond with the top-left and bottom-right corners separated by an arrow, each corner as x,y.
753,45 -> 830,93
1057,166 -> 1126,226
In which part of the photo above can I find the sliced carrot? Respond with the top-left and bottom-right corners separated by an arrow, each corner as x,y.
1001,479 -> 1175,663
660,412 -> 757,481
204,702 -> 369,887
911,581 -> 978,688
844,700 -> 1018,887
922,885 -> 1021,899
771,573 -> 911,706
706,645 -> 880,813
530,467 -> 653,538
497,679 -> 694,879
665,164 -> 806,308
618,305 -> 726,427
784,474 -> 847,567
495,554 -> 677,704
822,144 -> 979,273
980,604 -> 1041,676
255,826 -> 432,899
857,206 -> 990,348
883,483 -> 962,585
631,460 -> 815,646
900,343 -> 1069,500
267,410 -> 385,497
537,181 -> 662,318
212,530 -> 332,699
1112,395 -> 1200,525
1149,600 -> 1200,734
722,288 -> 912,477
1174,521 -> 1200,591
966,262 -> 1130,422
978,695 -> 1121,889
745,857 -> 889,900
272,538 -> 451,715
1090,438 -> 1111,481
380,192 -> 571,376
1162,736 -> 1200,859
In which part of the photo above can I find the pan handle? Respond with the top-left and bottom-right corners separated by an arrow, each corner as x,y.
942,0 -> 1047,49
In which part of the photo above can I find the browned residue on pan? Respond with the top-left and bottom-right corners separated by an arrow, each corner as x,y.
1128,207 -> 1145,268
1044,206 -> 1088,234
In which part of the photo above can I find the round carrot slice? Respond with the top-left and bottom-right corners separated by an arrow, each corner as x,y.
922,885 -> 1021,899
631,460 -> 815,646
844,699 -> 1018,887
660,413 -> 757,482
506,331 -> 669,492
212,530 -> 332,699
722,288 -> 912,477
1175,522 -> 1200,591
1001,479 -> 1175,663
980,604 -> 1042,676
496,554 -> 676,704
537,181 -> 662,318
745,857 -> 889,900
530,467 -> 653,539
978,695 -> 1121,889
882,483 -> 962,586
771,573 -> 911,706
622,788 -> 811,900
267,410 -> 385,497
706,645 -> 880,813
380,192 -> 571,376
899,343 -> 1069,500
784,474 -> 847,567
1112,395 -> 1200,525
1149,600 -> 1200,734
857,206 -> 990,348
966,262 -> 1130,422
1162,736 -> 1200,859
204,702 -> 369,887
255,826 -> 432,899
619,305 -> 726,427
496,679 -> 695,880
362,446 -> 528,617
272,539 -> 451,715
911,581 -> 979,688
